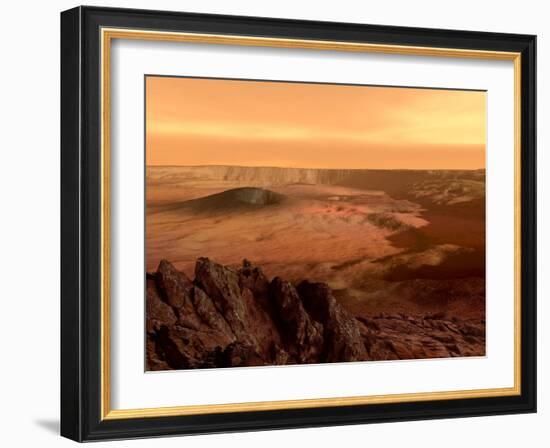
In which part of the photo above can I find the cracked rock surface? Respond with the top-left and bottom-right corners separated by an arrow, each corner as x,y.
147,259 -> 485,370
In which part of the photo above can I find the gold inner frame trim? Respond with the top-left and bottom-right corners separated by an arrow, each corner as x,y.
100,27 -> 522,421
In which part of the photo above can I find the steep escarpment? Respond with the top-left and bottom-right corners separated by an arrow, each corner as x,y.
148,165 -> 354,186
147,259 -> 485,370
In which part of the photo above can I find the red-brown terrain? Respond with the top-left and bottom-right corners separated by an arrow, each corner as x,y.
147,258 -> 485,370
146,166 -> 485,369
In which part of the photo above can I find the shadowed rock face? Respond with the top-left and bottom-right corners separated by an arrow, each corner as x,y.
269,278 -> 324,363
297,281 -> 368,363
146,259 -> 485,370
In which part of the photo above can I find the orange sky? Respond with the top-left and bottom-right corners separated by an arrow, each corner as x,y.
145,76 -> 486,169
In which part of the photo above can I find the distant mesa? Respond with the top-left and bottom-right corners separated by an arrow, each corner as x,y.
185,187 -> 286,211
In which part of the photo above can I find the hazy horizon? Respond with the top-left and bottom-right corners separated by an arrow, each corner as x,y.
146,76 -> 486,170
146,164 -> 486,171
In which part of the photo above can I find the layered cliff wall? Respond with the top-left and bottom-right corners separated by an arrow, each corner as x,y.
148,165 -> 354,186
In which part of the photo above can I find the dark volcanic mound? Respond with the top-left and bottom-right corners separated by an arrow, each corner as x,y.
185,187 -> 285,212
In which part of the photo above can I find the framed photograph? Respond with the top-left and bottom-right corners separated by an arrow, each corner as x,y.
61,6 -> 536,441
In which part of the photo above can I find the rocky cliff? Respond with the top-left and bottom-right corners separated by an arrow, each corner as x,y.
148,165 -> 355,187
147,258 -> 485,370
148,165 -> 483,186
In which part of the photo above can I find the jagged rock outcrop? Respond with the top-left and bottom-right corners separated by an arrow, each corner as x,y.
156,260 -> 200,329
269,278 -> 324,363
146,259 -> 485,370
195,257 -> 282,362
297,281 -> 368,363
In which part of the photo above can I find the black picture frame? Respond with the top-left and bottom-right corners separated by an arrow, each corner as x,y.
61,5 -> 536,442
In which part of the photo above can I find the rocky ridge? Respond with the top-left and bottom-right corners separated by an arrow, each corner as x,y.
147,258 -> 485,370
